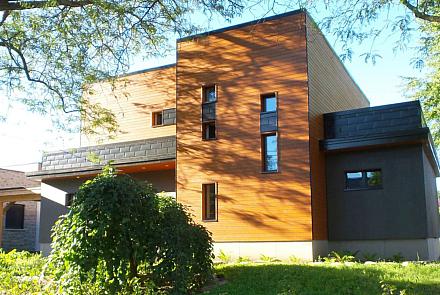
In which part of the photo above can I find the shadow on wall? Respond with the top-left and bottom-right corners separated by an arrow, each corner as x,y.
176,14 -> 313,239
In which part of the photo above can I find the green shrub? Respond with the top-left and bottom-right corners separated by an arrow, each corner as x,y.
323,251 -> 357,263
47,167 -> 213,294
259,255 -> 280,263
217,250 -> 232,264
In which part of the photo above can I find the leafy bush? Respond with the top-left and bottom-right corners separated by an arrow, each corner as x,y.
217,250 -> 232,264
47,167 -> 213,294
323,251 -> 357,263
259,255 -> 281,263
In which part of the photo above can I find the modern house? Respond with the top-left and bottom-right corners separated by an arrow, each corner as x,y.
27,10 -> 440,260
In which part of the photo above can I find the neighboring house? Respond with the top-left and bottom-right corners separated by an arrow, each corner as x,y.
27,10 -> 440,260
0,169 -> 41,252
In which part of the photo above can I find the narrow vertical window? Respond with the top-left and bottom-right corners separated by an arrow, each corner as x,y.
202,183 -> 217,221
65,193 -> 75,207
262,133 -> 278,172
202,85 -> 217,140
5,204 -> 25,229
261,93 -> 277,112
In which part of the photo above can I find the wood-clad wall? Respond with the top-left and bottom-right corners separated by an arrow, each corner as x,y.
81,66 -> 176,146
306,16 -> 370,240
177,12 -> 313,242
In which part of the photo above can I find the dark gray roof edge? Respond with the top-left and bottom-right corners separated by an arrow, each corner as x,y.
324,101 -> 420,118
116,63 -> 176,79
26,158 -> 176,179
321,127 -> 440,176
42,135 -> 176,156
178,9 -> 305,43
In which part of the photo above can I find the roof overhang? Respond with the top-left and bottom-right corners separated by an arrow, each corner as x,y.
320,128 -> 440,177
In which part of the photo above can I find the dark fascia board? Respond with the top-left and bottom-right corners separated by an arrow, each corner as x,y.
323,100 -> 421,118
177,9 -> 305,43
320,127 -> 440,176
26,158 -> 176,180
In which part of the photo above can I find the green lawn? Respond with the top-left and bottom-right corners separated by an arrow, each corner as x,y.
202,262 -> 440,295
1,251 -> 440,295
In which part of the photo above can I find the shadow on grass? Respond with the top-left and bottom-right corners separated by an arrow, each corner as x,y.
201,263 -> 440,295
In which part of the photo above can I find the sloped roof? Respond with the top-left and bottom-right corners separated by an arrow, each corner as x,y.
0,168 -> 39,190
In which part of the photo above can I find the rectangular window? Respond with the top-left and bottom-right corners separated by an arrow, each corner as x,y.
203,85 -> 217,103
262,133 -> 278,172
202,122 -> 216,140
345,170 -> 382,190
152,111 -> 163,126
202,183 -> 217,221
5,204 -> 24,229
65,193 -> 75,207
261,93 -> 277,113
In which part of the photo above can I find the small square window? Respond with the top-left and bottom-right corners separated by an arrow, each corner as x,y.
202,183 -> 217,221
203,85 -> 217,103
345,170 -> 382,190
202,122 -> 216,140
261,93 -> 277,113
152,111 -> 163,127
5,204 -> 24,229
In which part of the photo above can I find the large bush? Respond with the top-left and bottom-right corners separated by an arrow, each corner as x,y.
47,167 -> 213,294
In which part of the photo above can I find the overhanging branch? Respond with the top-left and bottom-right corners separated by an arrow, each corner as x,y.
0,0 -> 92,11
401,0 -> 440,23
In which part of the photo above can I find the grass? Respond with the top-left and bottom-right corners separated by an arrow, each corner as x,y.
1,250 -> 439,295
202,262 -> 440,295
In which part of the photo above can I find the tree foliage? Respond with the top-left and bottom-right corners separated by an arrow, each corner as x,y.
406,20 -> 440,145
47,167 -> 213,294
0,0 -> 243,133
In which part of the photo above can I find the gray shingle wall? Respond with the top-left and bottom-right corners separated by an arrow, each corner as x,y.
41,136 -> 176,171
324,101 -> 423,139
163,108 -> 176,125
2,201 -> 38,252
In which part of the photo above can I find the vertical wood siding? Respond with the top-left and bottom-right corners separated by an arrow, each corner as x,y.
81,66 -> 176,146
306,16 -> 370,240
177,13 -> 313,242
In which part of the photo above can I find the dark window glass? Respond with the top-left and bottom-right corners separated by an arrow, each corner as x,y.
152,111 -> 163,126
263,133 -> 278,172
345,170 -> 382,190
65,193 -> 75,207
262,93 -> 277,112
202,122 -> 216,140
203,183 -> 217,221
5,204 -> 24,229
203,86 -> 217,103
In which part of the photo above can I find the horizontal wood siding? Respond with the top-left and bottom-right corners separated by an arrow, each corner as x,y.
306,16 -> 370,240
177,13 -> 313,242
81,66 -> 176,146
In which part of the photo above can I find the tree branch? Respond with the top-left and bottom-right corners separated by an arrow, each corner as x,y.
0,0 -> 92,12
401,0 -> 440,23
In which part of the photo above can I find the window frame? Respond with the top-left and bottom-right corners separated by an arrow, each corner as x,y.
4,204 -> 25,230
344,169 -> 383,191
202,183 -> 218,222
261,92 -> 278,113
152,110 -> 164,127
261,132 -> 279,173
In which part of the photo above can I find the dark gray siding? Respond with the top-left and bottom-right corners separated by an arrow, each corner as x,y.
40,169 -> 176,244
422,151 -> 440,238
326,145 -> 430,241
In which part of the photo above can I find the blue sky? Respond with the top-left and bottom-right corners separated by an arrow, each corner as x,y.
0,5 -> 424,168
